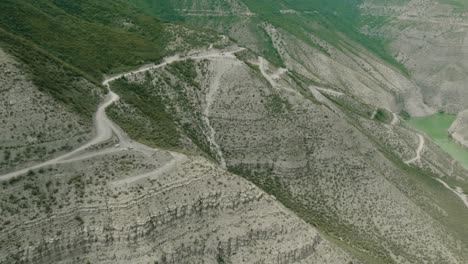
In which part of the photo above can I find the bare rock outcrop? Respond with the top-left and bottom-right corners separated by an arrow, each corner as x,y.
449,109 -> 468,149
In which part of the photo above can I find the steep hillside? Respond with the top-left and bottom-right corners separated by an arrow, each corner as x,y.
108,47 -> 468,263
449,110 -> 468,148
0,46 -> 359,264
0,0 -> 222,171
0,0 -> 220,81
0,1 -> 361,263
0,40 -> 99,174
360,0 -> 468,114
0,148 -> 357,264
131,0 -> 434,117
2,0 -> 468,263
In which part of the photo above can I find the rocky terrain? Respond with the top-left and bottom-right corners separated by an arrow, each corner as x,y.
148,0 -> 434,117
449,110 -> 468,148
360,0 -> 468,114
0,47 -> 359,264
1,0 -> 468,263
0,48 -> 98,174
108,46 -> 468,263
0,149 -> 356,264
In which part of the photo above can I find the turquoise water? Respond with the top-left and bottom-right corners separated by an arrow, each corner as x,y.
407,113 -> 468,169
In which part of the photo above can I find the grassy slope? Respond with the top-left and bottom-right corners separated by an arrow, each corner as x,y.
132,0 -> 408,74
107,78 -> 181,150
0,0 -> 171,118
0,0 -> 217,118
108,60 -> 217,158
0,28 -> 100,117
241,0 -> 409,74
128,0 -> 185,21
441,0 -> 468,11
0,0 -> 168,81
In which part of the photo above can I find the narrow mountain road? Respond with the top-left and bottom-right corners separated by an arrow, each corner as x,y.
391,112 -> 399,126
405,134 -> 425,165
370,109 -> 377,120
435,178 -> 468,209
387,110 -> 424,166
0,91 -> 123,181
0,46 -> 245,182
449,159 -> 456,176
111,153 -> 187,186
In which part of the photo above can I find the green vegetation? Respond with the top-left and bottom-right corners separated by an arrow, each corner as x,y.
374,108 -> 392,123
441,0 -> 468,12
242,0 -> 408,75
129,0 -> 185,22
249,17 -> 285,67
0,0 -> 218,118
326,92 -> 376,120
0,28 -> 99,117
399,110 -> 411,120
0,0 -> 168,81
166,60 -> 200,89
107,78 -> 182,149
138,0 -> 408,74
407,113 -> 468,169
266,94 -> 291,114
229,164 -> 390,263
108,61 -> 217,159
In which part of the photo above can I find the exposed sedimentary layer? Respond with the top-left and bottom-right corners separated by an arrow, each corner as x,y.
0,150 -> 356,264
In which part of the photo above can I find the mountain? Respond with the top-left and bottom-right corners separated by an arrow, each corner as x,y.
361,0 -> 468,113
1,0 -> 467,263
129,0 -> 435,116
0,1 -> 356,263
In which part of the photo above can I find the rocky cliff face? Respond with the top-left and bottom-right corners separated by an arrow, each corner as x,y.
449,110 -> 468,148
0,147 -> 356,264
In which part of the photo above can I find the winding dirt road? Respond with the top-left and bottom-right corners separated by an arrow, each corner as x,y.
0,47 -> 245,182
391,112 -> 399,126
405,134 -> 425,165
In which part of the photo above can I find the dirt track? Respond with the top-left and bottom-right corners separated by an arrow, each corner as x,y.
0,46 -> 245,182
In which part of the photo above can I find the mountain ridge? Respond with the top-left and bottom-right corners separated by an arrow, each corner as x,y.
1,1 -> 468,263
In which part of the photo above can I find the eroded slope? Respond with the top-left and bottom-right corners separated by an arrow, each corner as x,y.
0,124 -> 356,264
0,48 -> 97,174
361,0 -> 468,114
0,47 -> 359,264
108,50 -> 468,263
